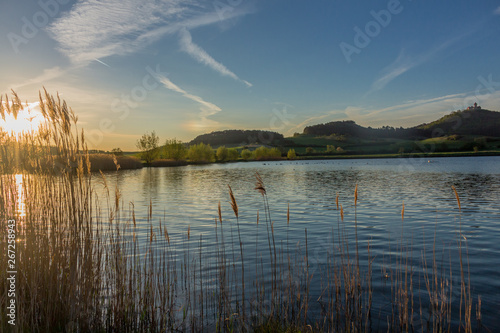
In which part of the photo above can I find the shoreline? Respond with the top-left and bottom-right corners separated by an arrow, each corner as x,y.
292,150 -> 500,161
130,150 -> 500,170
11,150 -> 496,174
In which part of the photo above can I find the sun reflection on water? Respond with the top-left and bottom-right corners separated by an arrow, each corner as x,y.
14,174 -> 26,218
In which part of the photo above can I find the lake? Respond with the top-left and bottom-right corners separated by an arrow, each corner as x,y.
95,156 -> 500,330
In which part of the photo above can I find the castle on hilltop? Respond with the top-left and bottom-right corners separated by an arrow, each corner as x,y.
467,102 -> 481,110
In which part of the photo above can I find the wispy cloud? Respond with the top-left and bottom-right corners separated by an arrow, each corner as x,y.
11,66 -> 66,90
346,93 -> 468,127
494,6 -> 500,15
157,75 -> 222,128
366,50 -> 413,95
179,28 -> 252,87
48,0 -> 185,65
366,34 -> 470,96
48,0 -> 254,67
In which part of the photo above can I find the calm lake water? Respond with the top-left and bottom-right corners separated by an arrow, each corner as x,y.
96,156 -> 500,330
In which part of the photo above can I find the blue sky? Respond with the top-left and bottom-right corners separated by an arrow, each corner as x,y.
1,0 -> 500,150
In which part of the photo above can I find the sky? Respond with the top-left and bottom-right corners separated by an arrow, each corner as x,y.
1,0 -> 500,150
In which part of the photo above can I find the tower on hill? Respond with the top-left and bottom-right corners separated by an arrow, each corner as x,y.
467,102 -> 481,110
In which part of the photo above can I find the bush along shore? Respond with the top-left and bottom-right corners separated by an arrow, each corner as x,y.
0,91 -> 485,332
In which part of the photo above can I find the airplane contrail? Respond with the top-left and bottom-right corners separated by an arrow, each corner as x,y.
94,58 -> 110,67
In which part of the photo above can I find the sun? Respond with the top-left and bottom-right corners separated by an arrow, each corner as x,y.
0,102 -> 45,136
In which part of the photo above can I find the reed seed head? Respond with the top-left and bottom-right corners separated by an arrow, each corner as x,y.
113,155 -> 120,171
254,172 -> 266,196
354,184 -> 358,206
164,228 -> 170,244
218,201 -> 222,224
228,185 -> 238,218
0,95 -> 5,121
451,185 -> 461,211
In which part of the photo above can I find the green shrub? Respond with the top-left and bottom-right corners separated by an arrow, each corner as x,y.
216,146 -> 228,162
187,143 -> 215,163
241,149 -> 252,160
253,146 -> 282,161
163,139 -> 187,161
227,148 -> 240,161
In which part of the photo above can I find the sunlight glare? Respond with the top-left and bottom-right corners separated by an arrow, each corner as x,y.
0,102 -> 44,136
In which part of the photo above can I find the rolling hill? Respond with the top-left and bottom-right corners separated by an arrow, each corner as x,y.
416,109 -> 500,137
302,108 -> 500,139
189,129 -> 286,147
303,120 -> 426,139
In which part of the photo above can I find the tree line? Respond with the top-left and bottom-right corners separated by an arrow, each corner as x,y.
135,131 -> 285,164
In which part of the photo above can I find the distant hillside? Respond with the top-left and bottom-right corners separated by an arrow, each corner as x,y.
303,120 -> 425,139
187,109 -> 500,148
415,109 -> 500,136
302,109 -> 500,139
303,120 -> 364,136
190,130 -> 285,146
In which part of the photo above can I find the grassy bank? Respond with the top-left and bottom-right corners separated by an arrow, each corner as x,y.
0,91 -> 485,332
